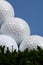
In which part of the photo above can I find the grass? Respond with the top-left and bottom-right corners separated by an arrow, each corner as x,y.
0,46 -> 43,65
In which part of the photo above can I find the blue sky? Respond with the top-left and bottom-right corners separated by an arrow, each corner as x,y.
7,0 -> 43,36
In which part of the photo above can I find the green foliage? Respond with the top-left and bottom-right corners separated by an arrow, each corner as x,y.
0,46 -> 43,65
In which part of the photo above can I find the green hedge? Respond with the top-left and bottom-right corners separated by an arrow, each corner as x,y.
0,46 -> 43,65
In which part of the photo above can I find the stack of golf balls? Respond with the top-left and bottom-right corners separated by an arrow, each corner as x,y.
0,0 -> 43,52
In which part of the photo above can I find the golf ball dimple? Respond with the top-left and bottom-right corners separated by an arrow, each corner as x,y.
0,35 -> 18,52
1,17 -> 31,45
19,35 -> 43,52
0,0 -> 14,28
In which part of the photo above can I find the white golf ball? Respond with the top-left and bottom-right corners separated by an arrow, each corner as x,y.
19,35 -> 43,52
0,35 -> 18,52
30,35 -> 43,49
0,0 -> 14,28
1,17 -> 31,45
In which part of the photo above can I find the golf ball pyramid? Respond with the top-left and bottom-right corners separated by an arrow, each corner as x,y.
0,0 -> 43,52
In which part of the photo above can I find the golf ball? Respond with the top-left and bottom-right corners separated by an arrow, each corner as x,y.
1,17 -> 31,45
30,35 -> 43,49
19,35 -> 43,52
0,0 -> 14,28
0,35 -> 18,52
